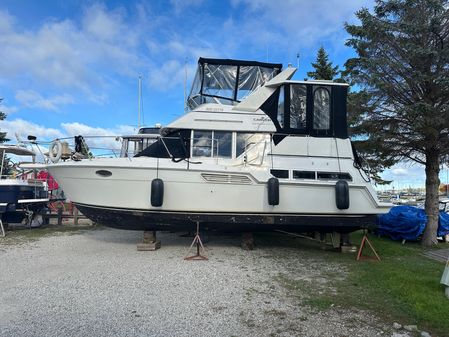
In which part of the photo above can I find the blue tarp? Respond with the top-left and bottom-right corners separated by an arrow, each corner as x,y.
377,206 -> 449,241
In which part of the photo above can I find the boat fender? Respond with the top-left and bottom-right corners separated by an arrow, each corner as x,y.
268,177 -> 279,206
335,180 -> 350,210
151,178 -> 164,207
49,140 -> 63,163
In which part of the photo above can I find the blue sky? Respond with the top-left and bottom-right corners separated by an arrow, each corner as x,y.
0,0 -> 444,188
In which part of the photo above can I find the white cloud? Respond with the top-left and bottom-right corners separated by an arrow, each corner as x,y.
61,122 -> 134,137
0,118 -> 64,141
0,104 -> 18,115
0,117 -> 135,139
82,4 -> 127,42
61,122 -> 135,150
0,5 -> 146,102
391,168 -> 409,176
0,118 -> 136,154
149,60 -> 187,91
230,0 -> 373,47
15,90 -> 74,111
0,0 -> 376,108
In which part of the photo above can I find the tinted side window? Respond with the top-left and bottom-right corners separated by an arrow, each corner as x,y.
317,172 -> 352,181
270,169 -> 289,179
293,171 -> 315,179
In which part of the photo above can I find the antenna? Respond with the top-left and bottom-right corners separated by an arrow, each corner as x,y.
184,57 -> 188,113
296,52 -> 300,69
138,75 -> 142,129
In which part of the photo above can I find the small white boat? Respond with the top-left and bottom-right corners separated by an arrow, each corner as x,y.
42,58 -> 391,233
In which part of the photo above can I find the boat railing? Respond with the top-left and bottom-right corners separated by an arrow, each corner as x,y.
38,136 -> 123,162
41,132 -> 303,166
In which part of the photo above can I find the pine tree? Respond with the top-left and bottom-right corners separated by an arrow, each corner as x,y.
0,98 -> 7,143
345,0 -> 449,246
346,88 -> 396,184
0,98 -> 12,177
307,47 -> 340,80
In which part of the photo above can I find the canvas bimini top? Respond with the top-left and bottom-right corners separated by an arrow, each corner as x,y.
187,57 -> 282,110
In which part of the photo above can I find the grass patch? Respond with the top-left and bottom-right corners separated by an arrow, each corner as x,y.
271,231 -> 449,336
341,232 -> 449,335
0,224 -> 101,246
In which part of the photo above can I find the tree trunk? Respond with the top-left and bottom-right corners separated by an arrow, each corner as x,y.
422,150 -> 440,247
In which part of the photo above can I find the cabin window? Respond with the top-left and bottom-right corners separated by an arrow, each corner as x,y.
192,130 -> 213,157
192,130 -> 232,158
317,172 -> 352,181
270,169 -> 289,179
236,133 -> 266,157
120,137 -> 159,157
213,131 -> 232,158
313,87 -> 331,130
290,85 -> 307,129
277,86 -> 285,128
293,170 -> 315,179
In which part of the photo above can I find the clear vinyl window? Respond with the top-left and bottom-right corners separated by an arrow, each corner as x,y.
277,86 -> 285,128
290,85 -> 307,129
313,87 -> 331,130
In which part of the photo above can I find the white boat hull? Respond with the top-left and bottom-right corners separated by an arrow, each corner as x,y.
47,158 -> 390,232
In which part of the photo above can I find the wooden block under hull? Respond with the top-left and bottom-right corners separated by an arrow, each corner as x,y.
137,241 -> 161,251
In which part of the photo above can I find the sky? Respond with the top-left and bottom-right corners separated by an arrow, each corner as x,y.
0,0 -> 446,189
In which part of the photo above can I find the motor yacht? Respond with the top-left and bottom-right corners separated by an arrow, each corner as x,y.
41,57 -> 391,233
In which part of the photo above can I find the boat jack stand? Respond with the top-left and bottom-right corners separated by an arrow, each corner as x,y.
184,222 -> 208,261
0,219 -> 5,238
356,233 -> 381,261
241,232 -> 254,250
137,230 -> 161,251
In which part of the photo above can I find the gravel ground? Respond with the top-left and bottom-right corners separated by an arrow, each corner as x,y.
0,227 -> 392,337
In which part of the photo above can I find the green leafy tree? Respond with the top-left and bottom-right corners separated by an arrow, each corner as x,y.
307,47 -> 340,80
345,0 -> 449,246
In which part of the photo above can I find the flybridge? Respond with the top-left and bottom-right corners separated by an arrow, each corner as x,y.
186,57 -> 350,140
187,57 -> 282,110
